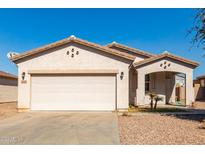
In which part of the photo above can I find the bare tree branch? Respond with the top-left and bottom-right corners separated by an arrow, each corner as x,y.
189,9 -> 205,50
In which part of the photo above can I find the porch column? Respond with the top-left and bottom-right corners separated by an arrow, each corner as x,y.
185,71 -> 194,106
135,71 -> 145,106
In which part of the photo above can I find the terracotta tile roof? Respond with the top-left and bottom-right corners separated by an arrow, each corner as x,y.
0,71 -> 17,79
106,42 -> 155,58
11,36 -> 136,62
133,51 -> 199,68
197,74 -> 205,79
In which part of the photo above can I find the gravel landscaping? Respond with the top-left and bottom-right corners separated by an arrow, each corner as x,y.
118,113 -> 205,145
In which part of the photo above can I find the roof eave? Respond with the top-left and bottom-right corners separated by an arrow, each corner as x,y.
11,38 -> 71,63
11,37 -> 135,63
107,42 -> 155,58
133,54 -> 199,68
197,75 -> 205,79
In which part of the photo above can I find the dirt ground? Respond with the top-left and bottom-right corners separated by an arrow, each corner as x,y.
0,102 -> 17,120
195,101 -> 205,109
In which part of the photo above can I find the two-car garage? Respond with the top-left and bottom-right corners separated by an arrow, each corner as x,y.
12,36 -> 134,111
30,71 -> 117,111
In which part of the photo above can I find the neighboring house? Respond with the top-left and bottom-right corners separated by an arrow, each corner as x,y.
194,74 -> 205,100
0,71 -> 17,103
10,36 -> 199,111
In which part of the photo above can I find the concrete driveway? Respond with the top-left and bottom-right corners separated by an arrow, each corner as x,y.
0,112 -> 120,145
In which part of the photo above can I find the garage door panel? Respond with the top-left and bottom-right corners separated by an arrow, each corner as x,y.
31,75 -> 116,110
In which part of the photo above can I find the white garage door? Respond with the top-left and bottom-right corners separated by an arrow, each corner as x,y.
31,75 -> 116,110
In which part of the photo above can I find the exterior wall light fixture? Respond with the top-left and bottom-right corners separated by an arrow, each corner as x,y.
120,72 -> 124,80
22,72 -> 26,81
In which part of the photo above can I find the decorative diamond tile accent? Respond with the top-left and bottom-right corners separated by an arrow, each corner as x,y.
66,48 -> 79,58
160,61 -> 171,69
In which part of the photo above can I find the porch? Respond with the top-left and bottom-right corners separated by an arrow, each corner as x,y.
143,71 -> 186,106
129,52 -> 198,107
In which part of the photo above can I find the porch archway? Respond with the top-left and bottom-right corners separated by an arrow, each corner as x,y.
133,54 -> 197,106
144,71 -> 186,106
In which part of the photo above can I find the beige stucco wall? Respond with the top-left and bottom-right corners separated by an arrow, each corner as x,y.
0,78 -> 17,103
16,42 -> 132,110
129,68 -> 137,105
135,58 -> 194,106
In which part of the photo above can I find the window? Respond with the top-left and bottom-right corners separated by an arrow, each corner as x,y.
151,74 -> 156,89
145,74 -> 150,92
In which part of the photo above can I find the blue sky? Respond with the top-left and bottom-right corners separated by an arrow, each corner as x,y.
0,8 -> 204,78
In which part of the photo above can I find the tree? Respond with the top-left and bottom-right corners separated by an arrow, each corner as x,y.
148,92 -> 163,110
147,92 -> 156,110
153,95 -> 163,109
189,9 -> 205,50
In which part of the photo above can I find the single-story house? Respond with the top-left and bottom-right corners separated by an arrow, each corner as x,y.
194,74 -> 205,100
0,71 -> 17,103
10,35 -> 199,111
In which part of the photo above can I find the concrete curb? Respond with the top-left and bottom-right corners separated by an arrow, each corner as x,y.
118,111 -> 205,116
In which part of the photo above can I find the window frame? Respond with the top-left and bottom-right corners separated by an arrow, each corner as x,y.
145,74 -> 150,93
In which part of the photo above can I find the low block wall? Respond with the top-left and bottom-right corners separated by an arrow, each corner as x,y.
0,78 -> 17,103
194,83 -> 205,100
